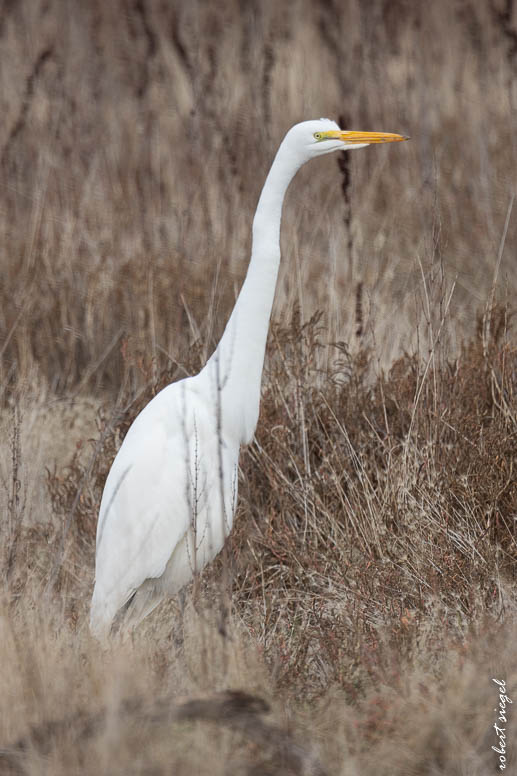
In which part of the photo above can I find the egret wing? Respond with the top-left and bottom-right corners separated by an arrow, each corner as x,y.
91,383 -> 205,625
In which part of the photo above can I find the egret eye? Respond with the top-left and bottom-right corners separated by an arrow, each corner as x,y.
313,132 -> 323,141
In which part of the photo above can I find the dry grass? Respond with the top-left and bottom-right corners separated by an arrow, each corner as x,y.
1,0 -> 517,773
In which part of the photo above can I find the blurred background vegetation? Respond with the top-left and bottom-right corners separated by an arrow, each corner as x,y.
1,0 -> 516,395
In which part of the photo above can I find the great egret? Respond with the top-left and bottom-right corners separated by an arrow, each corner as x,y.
90,119 -> 407,637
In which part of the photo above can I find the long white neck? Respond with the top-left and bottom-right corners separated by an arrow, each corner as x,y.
202,139 -> 303,445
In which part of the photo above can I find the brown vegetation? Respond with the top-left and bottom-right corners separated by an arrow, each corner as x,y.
1,1 -> 517,774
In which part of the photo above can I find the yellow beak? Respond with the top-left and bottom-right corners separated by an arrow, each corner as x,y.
324,130 -> 409,144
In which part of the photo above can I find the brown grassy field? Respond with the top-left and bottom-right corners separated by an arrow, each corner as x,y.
1,0 -> 517,773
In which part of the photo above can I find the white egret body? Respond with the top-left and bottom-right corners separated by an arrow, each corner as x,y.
90,119 -> 407,637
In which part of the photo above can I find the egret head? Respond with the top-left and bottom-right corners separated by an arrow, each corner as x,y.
286,118 -> 408,161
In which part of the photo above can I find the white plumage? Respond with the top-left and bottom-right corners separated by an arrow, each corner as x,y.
90,119 -> 407,637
